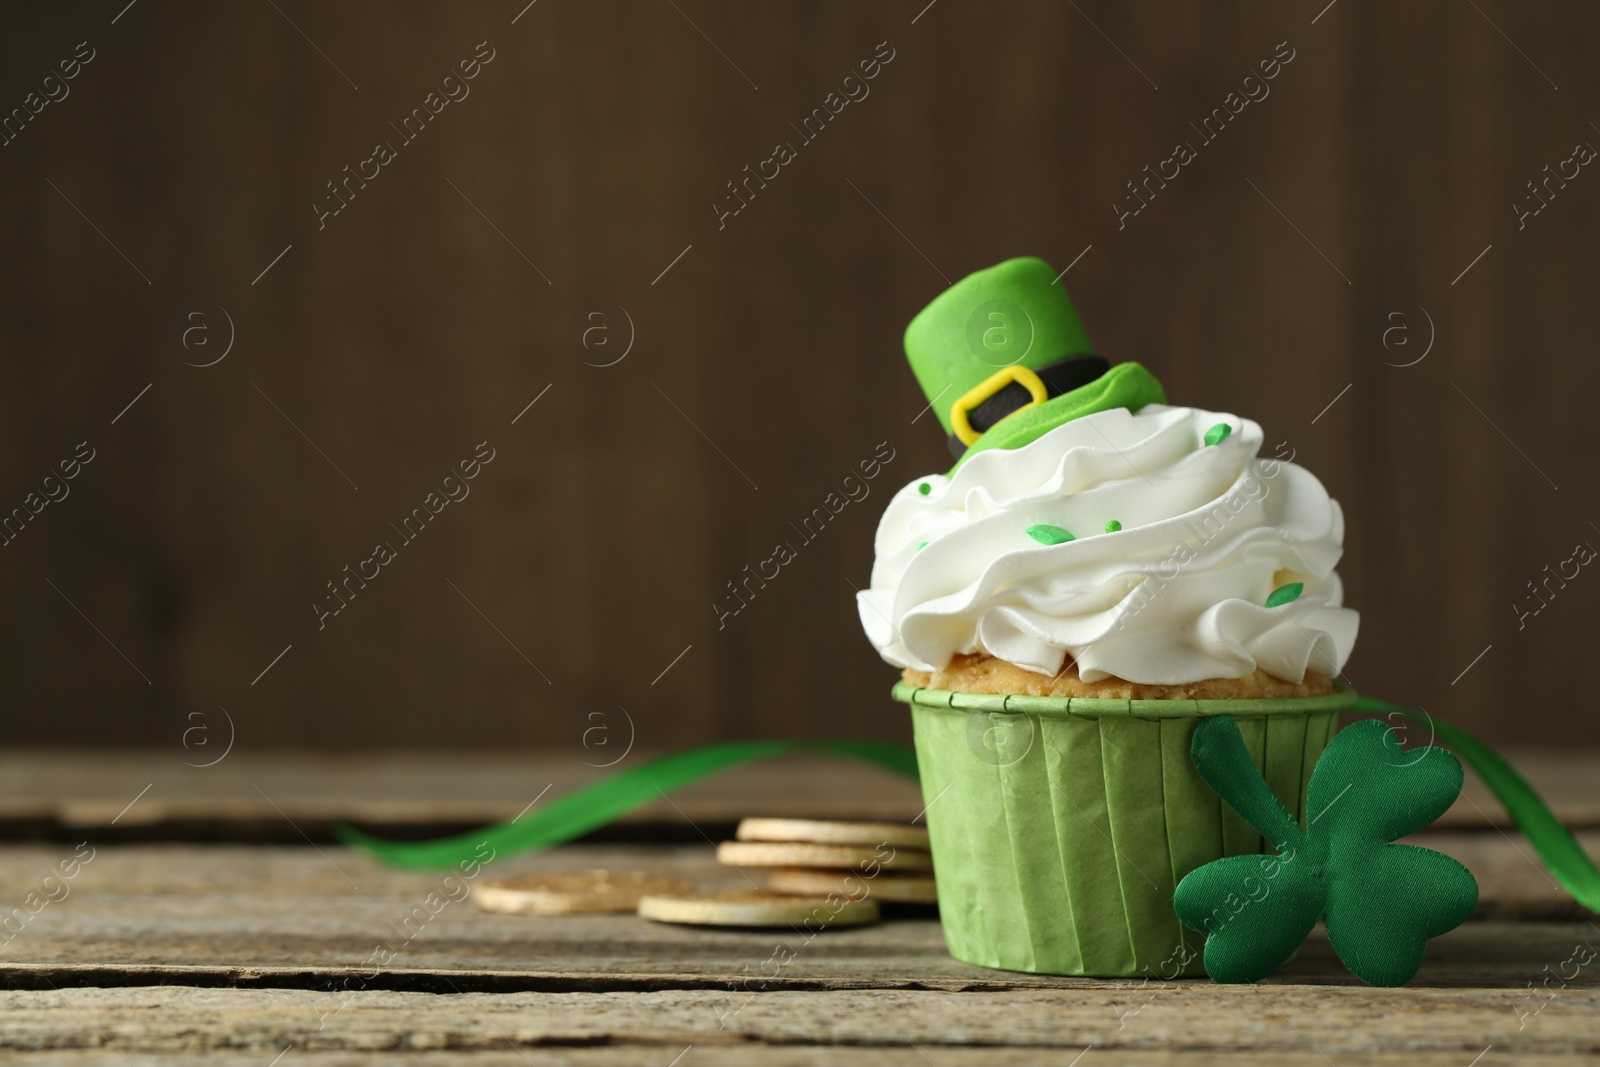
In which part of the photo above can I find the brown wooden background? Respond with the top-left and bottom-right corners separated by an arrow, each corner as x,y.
0,0 -> 1596,751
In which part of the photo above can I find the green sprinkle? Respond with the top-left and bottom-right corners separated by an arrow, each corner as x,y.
918,482 -> 931,495
917,541 -> 928,551
1204,422 -> 1233,446
1264,582 -> 1304,608
1104,520 -> 1122,533
1026,524 -> 1075,546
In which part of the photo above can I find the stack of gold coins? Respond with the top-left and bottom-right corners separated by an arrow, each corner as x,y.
637,819 -> 936,928
720,818 -> 938,905
477,820 -> 937,929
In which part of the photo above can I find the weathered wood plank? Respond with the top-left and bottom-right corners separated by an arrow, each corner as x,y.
0,1053 -> 1594,1067
0,752 -> 925,838
0,748 -> 1590,837
0,980 -> 1592,1057
0,841 -> 1590,986
5,919 -> 1595,991
0,842 -> 1591,1061
2,919 -> 1596,993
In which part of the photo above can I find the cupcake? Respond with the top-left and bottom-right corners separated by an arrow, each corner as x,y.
859,257 -> 1359,977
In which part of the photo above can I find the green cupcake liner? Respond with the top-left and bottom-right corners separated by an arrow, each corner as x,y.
894,681 -> 1357,977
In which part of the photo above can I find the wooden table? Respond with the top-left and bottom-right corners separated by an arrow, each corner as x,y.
0,749 -> 1596,1065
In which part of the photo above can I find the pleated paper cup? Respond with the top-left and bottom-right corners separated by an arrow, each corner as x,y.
894,680 -> 1357,978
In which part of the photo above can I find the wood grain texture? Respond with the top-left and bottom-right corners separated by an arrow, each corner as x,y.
0,981 -> 1592,1057
0,751 -> 926,838
1,1056 -> 1596,1067
0,748 -> 1590,837
0,842 -> 1592,1058
0,1 -> 1598,756
0,842 -> 1589,978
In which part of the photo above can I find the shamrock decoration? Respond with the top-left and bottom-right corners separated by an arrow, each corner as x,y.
1172,716 -> 1478,986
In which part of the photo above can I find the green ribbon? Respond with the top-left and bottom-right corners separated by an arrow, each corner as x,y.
1356,696 -> 1600,914
335,740 -> 919,870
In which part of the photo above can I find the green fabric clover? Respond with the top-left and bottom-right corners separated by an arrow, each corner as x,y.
1172,716 -> 1479,986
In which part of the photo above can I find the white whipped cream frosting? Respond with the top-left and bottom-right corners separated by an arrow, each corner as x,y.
857,404 -> 1358,685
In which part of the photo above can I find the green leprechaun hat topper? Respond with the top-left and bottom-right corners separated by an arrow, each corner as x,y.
904,256 -> 1166,465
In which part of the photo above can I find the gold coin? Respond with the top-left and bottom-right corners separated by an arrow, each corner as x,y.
637,889 -> 880,928
716,840 -> 934,872
474,870 -> 696,915
766,867 -> 938,904
736,817 -> 930,849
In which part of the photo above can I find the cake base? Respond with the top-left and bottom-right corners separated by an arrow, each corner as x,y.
902,654 -> 1334,701
895,680 -> 1359,977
